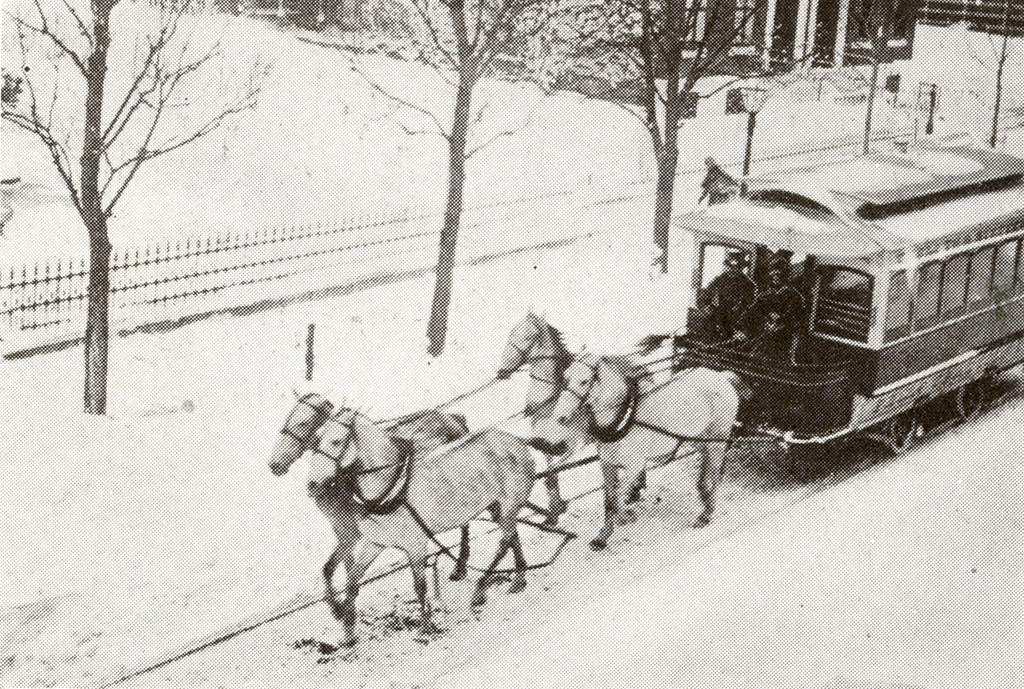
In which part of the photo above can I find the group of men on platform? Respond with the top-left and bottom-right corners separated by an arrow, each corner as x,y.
694,250 -> 806,366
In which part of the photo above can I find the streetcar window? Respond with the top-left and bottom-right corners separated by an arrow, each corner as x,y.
815,267 -> 873,342
915,261 -> 943,327
992,240 -> 1019,293
940,253 -> 970,316
966,247 -> 996,306
884,270 -> 911,342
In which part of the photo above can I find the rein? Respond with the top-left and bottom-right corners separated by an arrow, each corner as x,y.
403,500 -> 577,575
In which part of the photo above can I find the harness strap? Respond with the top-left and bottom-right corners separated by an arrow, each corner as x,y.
403,500 -> 576,574
350,439 -> 415,515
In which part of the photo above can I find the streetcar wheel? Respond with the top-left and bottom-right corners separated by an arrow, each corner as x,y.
955,378 -> 991,420
879,410 -> 917,455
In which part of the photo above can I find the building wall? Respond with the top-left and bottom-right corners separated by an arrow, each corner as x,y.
920,0 -> 1024,36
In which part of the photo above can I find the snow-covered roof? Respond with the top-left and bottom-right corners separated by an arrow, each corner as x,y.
673,146 -> 1024,259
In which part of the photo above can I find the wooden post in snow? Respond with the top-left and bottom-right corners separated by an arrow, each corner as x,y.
305,323 -> 315,381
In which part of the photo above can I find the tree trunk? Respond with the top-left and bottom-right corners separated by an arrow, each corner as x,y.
652,144 -> 679,274
81,3 -> 112,414
426,74 -> 473,356
651,56 -> 682,275
83,227 -> 112,414
990,14 -> 1010,148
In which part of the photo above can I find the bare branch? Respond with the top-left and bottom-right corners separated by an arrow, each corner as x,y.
55,0 -> 93,47
4,26 -> 82,212
6,5 -> 86,75
350,58 -> 450,139
101,28 -> 172,146
102,77 -> 261,215
410,0 -> 458,69
465,128 -> 513,159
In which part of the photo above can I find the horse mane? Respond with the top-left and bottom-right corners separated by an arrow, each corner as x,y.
533,313 -> 572,377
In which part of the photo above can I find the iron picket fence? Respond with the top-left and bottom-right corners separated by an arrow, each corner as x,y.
1,213 -> 438,354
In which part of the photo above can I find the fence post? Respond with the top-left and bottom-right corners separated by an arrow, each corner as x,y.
305,322 -> 315,381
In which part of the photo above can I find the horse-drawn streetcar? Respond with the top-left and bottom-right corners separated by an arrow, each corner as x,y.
672,144 -> 1024,455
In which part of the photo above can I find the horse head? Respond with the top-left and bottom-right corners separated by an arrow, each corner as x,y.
496,312 -> 545,379
269,393 -> 334,476
529,353 -> 598,455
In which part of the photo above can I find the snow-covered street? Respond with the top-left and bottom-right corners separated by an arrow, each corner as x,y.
120,395 -> 1024,689
3,218 -> 1022,688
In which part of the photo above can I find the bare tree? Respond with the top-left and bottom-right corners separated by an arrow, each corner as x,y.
630,0 -> 761,274
3,0 -> 267,414
357,0 -> 548,356
845,0 -> 917,153
846,3 -> 885,154
602,0 -> 765,273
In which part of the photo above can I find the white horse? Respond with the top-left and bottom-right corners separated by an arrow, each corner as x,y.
272,398 -> 535,646
495,312 -> 583,524
269,395 -> 484,643
530,354 -> 743,550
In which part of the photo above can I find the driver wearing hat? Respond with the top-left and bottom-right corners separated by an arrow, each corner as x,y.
695,250 -> 756,341
734,256 -> 805,365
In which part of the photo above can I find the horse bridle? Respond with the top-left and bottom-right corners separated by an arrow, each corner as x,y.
279,394 -> 334,446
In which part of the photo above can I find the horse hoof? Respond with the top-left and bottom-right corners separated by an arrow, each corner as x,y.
590,539 -> 607,551
340,635 -> 358,649
449,568 -> 467,582
414,624 -> 441,644
470,591 -> 487,608
693,514 -> 711,528
508,579 -> 526,594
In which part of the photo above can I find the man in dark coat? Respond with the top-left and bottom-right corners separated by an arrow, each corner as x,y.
694,251 -> 756,341
734,259 -> 805,365
699,157 -> 738,205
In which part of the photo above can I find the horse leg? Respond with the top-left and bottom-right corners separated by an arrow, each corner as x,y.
470,526 -> 515,609
322,546 -> 346,622
337,539 -> 383,648
507,528 -> 528,594
694,441 -> 728,528
626,470 -> 647,504
449,525 -> 470,582
410,552 -> 440,643
617,462 -> 646,526
591,460 -> 619,551
544,460 -> 568,526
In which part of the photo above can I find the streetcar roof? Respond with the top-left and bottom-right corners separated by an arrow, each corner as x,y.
673,145 -> 1024,259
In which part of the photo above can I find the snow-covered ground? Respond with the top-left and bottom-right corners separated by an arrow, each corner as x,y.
3,8 -> 1023,688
